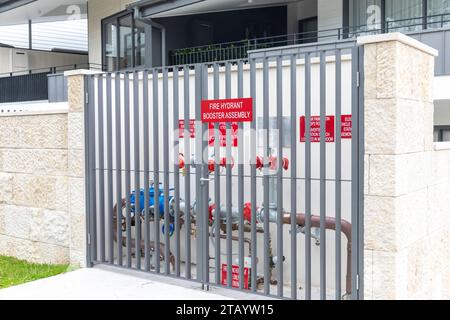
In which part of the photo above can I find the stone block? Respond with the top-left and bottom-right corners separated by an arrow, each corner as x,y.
364,195 -> 396,251
364,43 -> 377,100
369,152 -> 429,197
32,242 -> 69,265
371,250 -> 397,299
30,210 -> 69,247
375,41 -> 398,99
68,149 -> 85,178
69,177 -> 85,216
0,114 -> 67,149
12,174 -> 68,211
2,205 -> 39,239
365,98 -> 398,155
0,149 -> 68,176
364,249 -> 374,300
70,213 -> 86,250
0,172 -> 13,204
68,75 -> 85,113
68,112 -> 84,150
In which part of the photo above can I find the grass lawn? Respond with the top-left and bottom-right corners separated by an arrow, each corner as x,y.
0,256 -> 69,289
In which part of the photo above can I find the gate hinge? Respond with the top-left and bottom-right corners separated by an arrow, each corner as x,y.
356,274 -> 360,291
87,233 -> 91,245
356,72 -> 360,88
85,92 -> 89,104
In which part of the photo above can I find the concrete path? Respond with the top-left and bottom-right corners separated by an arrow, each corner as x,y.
0,265 -> 266,300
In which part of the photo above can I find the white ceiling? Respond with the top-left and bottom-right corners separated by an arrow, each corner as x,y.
0,0 -> 87,26
152,0 -> 302,18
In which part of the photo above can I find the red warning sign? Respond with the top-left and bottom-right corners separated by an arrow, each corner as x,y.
221,264 -> 250,289
208,122 -> 238,147
201,98 -> 253,123
178,119 -> 195,138
300,116 -> 335,143
341,114 -> 352,139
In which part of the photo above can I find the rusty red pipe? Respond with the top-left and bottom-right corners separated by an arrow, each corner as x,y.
282,213 -> 352,297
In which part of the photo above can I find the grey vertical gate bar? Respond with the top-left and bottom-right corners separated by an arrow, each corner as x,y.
87,75 -> 97,264
153,69 -> 161,273
335,49 -> 342,300
319,51 -> 327,300
250,58 -> 257,293
213,63 -> 221,285
290,54 -> 297,300
163,68 -> 170,275
225,62 -> 232,287
124,72 -> 132,268
173,67 -> 181,277
194,64 -> 203,283
304,53 -> 312,300
357,46 -> 365,300
276,56 -> 283,298
183,66 -> 192,280
201,64 -> 209,287
97,75 -> 105,263
143,70 -> 151,272
133,70 -> 142,270
106,73 -> 114,264
115,72 -> 123,266
237,60 -> 244,290
351,46 -> 359,300
263,57 -> 270,295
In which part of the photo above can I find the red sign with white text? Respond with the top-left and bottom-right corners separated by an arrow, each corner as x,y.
341,114 -> 352,139
201,98 -> 253,123
300,116 -> 335,143
178,119 -> 195,138
221,264 -> 250,289
209,122 -> 238,147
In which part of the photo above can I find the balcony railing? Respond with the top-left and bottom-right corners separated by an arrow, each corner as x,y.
0,63 -> 101,104
170,13 -> 450,65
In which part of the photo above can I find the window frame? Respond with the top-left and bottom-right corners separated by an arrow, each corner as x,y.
343,0 -> 450,34
101,10 -> 142,72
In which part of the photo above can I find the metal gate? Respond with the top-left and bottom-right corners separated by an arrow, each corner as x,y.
84,42 -> 364,300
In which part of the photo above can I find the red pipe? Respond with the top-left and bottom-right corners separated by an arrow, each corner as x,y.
282,213 -> 352,297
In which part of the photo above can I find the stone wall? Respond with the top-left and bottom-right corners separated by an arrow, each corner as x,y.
359,33 -> 450,299
0,111 -> 70,264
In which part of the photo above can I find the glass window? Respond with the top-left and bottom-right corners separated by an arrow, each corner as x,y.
119,14 -> 133,70
134,20 -> 146,67
103,21 -> 118,72
349,0 -> 382,35
385,0 -> 423,32
428,0 -> 450,28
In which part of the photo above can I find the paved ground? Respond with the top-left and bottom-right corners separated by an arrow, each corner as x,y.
0,265 -> 266,300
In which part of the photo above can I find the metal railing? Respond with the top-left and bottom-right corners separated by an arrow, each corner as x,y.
170,13 -> 450,65
0,63 -> 101,104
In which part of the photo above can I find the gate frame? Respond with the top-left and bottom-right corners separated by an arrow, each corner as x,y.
83,42 -> 365,300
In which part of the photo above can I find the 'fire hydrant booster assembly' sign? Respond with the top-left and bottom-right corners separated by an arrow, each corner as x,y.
201,98 -> 253,123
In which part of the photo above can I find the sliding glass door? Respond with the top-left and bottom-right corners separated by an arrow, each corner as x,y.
385,0 -> 422,32
347,0 -> 450,35
349,0 -> 382,34
428,0 -> 450,28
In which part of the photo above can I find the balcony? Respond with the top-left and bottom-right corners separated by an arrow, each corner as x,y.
0,63 -> 100,105
169,13 -> 450,76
